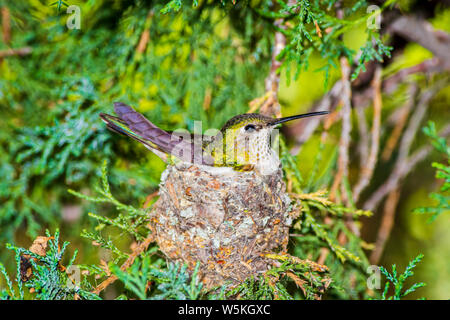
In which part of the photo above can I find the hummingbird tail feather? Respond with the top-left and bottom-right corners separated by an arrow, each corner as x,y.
100,102 -> 214,165
99,112 -> 168,160
111,102 -> 183,156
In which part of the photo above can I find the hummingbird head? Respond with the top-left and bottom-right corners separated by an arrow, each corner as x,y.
220,111 -> 329,133
212,111 -> 329,172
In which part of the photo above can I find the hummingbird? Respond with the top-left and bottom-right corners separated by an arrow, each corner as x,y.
100,102 -> 328,174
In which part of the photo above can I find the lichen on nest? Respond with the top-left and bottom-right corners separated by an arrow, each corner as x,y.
150,162 -> 293,289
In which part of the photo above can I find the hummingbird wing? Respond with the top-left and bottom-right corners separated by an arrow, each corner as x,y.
100,102 -> 214,165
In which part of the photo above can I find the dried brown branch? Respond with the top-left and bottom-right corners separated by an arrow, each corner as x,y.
259,0 -> 297,118
289,66 -> 442,159
289,56 -> 443,154
355,104 -> 369,166
389,16 -> 450,70
136,11 -> 153,54
353,60 -> 443,111
369,188 -> 401,265
330,57 -> 352,204
286,13 -> 448,153
136,30 -> 150,54
317,247 -> 329,265
260,21 -> 286,118
382,59 -> 442,95
1,7 -> 10,44
256,17 -> 290,117
353,67 -> 382,202
0,47 -> 32,58
363,82 -> 449,211
381,84 -> 418,161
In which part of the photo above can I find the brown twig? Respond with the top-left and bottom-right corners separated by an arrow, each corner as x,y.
381,84 -> 418,161
317,247 -> 329,265
257,21 -> 287,118
0,47 -> 32,58
382,59 -> 442,95
370,188 -> 400,264
1,6 -> 10,44
136,29 -> 150,54
355,105 -> 369,166
259,0 -> 296,118
259,22 -> 286,118
286,12 -> 448,153
290,57 -> 443,152
389,16 -> 450,70
353,66 -> 382,202
136,11 -> 153,54
363,82 -> 449,211
330,57 -> 352,204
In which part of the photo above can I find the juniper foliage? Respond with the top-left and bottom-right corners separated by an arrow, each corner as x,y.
111,258 -> 203,300
0,0 -> 436,300
380,254 -> 426,300
413,122 -> 450,223
0,0 -> 391,243
0,229 -> 99,300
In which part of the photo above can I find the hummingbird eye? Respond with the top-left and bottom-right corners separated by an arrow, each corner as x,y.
244,124 -> 256,132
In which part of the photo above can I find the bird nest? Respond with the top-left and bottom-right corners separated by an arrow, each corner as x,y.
149,162 -> 292,289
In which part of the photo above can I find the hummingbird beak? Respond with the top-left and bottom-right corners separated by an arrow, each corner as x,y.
269,111 -> 330,126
